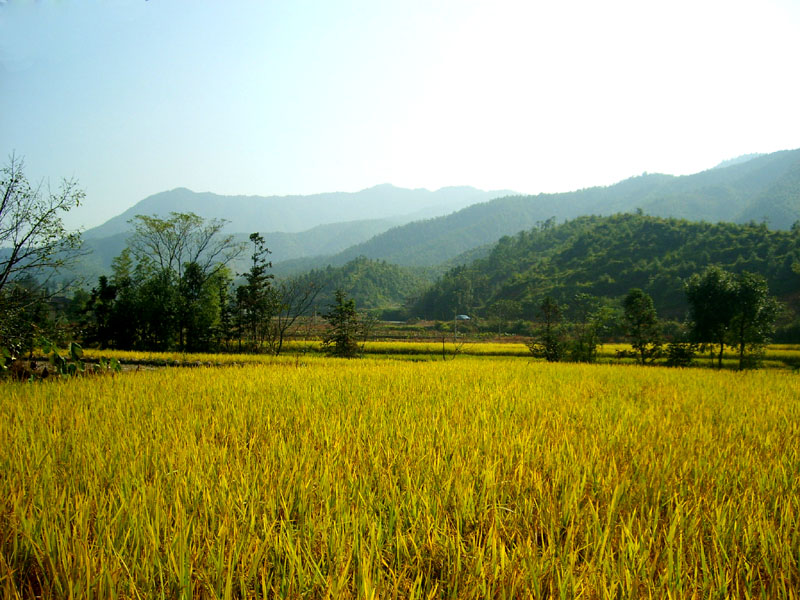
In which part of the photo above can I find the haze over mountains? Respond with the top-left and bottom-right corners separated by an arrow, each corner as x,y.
276,148 -> 800,273
76,184 -> 513,278
84,185 -> 513,239
73,148 -> 800,281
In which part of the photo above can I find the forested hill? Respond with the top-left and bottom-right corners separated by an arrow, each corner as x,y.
296,148 -> 800,270
294,256 -> 435,313
411,214 -> 800,320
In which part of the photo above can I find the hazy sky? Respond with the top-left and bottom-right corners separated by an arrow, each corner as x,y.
2,0 -> 800,230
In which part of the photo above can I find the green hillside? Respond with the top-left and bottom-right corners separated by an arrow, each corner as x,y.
294,256 -> 436,313
297,148 -> 800,270
411,214 -> 800,320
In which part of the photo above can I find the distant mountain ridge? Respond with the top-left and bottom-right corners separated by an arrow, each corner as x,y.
279,148 -> 800,271
63,148 -> 800,285
712,153 -> 765,169
76,217 -> 406,281
83,184 -> 515,239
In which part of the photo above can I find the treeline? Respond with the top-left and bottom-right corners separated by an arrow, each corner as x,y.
77,217 -> 319,354
2,203 -> 428,357
8,213 -> 427,356
3,157 -> 799,367
525,267 -> 780,370
411,214 -> 800,328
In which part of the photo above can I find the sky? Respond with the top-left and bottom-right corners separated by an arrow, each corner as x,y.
2,0 -> 800,231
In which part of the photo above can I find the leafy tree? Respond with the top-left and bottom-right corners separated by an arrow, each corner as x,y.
0,155 -> 84,295
84,275 -> 117,349
664,341 -> 700,367
214,278 -> 237,351
235,233 -> 276,350
0,276 -> 50,359
322,290 -> 362,358
622,288 -> 662,364
125,212 -> 243,351
487,299 -> 522,334
528,296 -> 565,362
686,267 -> 739,368
568,293 -> 605,363
107,249 -> 140,349
728,272 -> 780,369
1,156 -> 83,355
135,266 -> 178,350
181,262 -> 229,352
127,212 -> 239,278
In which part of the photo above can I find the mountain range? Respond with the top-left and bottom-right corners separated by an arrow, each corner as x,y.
83,184 -> 514,239
64,148 -> 800,286
75,185 -> 514,278
274,148 -> 800,273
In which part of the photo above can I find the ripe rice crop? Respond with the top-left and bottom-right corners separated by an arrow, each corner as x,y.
67,341 -> 800,369
1,358 -> 798,598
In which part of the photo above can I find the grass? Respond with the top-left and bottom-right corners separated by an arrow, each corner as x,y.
1,357 -> 799,598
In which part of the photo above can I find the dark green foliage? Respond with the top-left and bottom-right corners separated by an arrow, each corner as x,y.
567,294 -> 609,363
528,297 -> 565,362
322,290 -> 362,358
234,233 -> 276,351
79,213 -> 241,352
728,272 -> 781,369
412,214 -> 800,326
299,256 -> 434,313
622,288 -> 662,364
686,267 -> 781,369
1,157 -> 84,359
686,267 -> 738,369
665,342 -> 700,367
84,276 -> 117,349
126,212 -> 242,350
486,300 -> 522,335
42,339 -> 85,377
0,278 -> 50,359
182,262 -> 227,352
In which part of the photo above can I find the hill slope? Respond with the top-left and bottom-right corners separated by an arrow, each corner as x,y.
293,256 -> 435,313
293,148 -> 800,270
411,213 -> 800,320
83,184 -> 515,239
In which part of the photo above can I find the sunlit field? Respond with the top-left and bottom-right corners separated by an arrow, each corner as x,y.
72,341 -> 800,370
1,356 -> 798,598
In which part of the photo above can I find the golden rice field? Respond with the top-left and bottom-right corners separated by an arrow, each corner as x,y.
1,356 -> 799,598
77,341 -> 800,368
